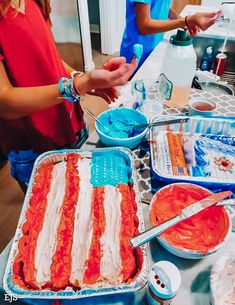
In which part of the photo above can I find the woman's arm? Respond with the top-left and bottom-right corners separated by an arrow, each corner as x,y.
134,3 -> 185,35
134,3 -> 221,35
62,60 -> 76,75
0,57 -> 136,120
0,62 -> 62,119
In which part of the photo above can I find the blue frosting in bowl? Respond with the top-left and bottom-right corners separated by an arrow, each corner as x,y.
98,108 -> 147,139
95,108 -> 148,149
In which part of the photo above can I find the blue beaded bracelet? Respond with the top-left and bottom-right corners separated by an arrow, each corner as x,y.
59,77 -> 81,103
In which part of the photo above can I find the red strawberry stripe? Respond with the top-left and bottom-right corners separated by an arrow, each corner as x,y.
83,187 -> 105,285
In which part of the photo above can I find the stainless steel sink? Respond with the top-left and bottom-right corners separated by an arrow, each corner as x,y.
193,36 -> 235,89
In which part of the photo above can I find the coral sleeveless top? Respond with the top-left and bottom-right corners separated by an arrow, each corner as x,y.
0,0 -> 85,154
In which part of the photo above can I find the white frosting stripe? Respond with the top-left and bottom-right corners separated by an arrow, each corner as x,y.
70,158 -> 93,285
34,162 -> 67,287
99,185 -> 122,285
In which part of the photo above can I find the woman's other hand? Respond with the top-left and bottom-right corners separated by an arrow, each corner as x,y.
88,87 -> 119,104
74,57 -> 137,102
187,10 -> 222,36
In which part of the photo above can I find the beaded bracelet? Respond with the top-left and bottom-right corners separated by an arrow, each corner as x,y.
59,77 -> 81,103
70,70 -> 85,97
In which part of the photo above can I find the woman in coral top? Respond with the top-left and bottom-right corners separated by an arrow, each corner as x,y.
0,0 -> 136,190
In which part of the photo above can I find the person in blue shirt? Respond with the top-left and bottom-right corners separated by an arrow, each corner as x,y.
120,0 -> 221,69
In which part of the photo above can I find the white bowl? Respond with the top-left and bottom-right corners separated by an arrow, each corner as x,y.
150,183 -> 232,259
188,97 -> 216,117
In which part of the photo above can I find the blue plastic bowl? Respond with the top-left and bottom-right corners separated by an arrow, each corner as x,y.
95,108 -> 148,149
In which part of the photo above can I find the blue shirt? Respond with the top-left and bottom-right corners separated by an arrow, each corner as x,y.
120,0 -> 171,68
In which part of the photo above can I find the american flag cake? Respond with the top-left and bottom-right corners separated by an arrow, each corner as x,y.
12,150 -> 143,291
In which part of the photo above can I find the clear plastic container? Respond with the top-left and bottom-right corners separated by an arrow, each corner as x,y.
146,261 -> 181,305
160,29 -> 197,108
140,98 -> 164,119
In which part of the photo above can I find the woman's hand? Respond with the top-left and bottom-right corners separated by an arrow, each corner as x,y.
75,57 -> 137,102
88,87 -> 119,104
187,10 -> 222,36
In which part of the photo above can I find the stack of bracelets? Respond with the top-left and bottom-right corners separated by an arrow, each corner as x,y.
59,71 -> 84,103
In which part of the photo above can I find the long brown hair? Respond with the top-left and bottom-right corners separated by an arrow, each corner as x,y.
0,0 -> 51,21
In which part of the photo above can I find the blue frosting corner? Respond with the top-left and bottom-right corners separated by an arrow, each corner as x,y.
91,150 -> 133,187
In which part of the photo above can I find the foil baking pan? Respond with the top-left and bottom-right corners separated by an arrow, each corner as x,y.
3,147 -> 149,299
150,115 -> 235,187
